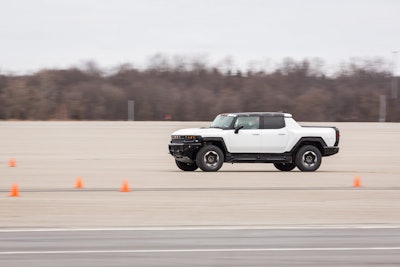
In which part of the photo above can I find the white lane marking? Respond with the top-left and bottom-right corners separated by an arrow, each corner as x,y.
1,247 -> 400,255
1,225 -> 400,232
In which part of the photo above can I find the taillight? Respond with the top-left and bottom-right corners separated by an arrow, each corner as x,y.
334,128 -> 340,146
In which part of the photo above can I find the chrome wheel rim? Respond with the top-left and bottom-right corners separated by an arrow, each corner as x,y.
302,151 -> 317,167
204,151 -> 219,167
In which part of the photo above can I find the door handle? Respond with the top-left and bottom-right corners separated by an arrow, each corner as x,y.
252,133 -> 260,136
278,133 -> 286,136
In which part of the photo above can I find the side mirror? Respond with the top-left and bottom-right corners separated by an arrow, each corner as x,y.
234,125 -> 244,134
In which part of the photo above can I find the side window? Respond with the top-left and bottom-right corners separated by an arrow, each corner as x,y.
234,116 -> 260,129
262,116 -> 285,129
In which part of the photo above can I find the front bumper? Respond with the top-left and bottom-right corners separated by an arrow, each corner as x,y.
323,146 -> 339,156
168,143 -> 202,163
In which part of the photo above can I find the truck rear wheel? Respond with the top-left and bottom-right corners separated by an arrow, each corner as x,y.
175,160 -> 198,171
196,145 -> 224,172
295,145 -> 322,172
274,163 -> 296,171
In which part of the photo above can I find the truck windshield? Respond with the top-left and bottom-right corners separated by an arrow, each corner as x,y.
210,115 -> 234,129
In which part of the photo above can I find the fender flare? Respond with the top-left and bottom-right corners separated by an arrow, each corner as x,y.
290,137 -> 327,154
202,137 -> 229,155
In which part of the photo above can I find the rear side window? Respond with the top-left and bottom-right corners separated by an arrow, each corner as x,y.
262,116 -> 285,129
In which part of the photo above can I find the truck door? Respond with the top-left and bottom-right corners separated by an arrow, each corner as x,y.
260,116 -> 289,153
228,116 -> 261,153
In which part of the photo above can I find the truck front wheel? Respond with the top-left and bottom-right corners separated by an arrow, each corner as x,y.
295,145 -> 322,172
196,145 -> 224,172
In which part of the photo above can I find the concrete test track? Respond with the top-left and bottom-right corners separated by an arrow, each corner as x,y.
0,121 -> 400,266
1,121 -> 399,228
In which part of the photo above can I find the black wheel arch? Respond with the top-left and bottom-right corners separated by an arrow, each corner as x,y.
202,137 -> 229,159
290,137 -> 326,156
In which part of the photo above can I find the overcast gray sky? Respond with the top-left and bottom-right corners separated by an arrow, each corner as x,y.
1,0 -> 399,73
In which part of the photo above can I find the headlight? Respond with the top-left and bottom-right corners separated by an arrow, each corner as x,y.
171,135 -> 201,142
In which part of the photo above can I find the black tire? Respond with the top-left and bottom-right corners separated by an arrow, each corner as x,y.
274,163 -> 296,171
175,160 -> 198,171
196,145 -> 224,172
295,145 -> 322,172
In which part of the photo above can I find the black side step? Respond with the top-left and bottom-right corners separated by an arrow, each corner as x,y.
226,153 -> 292,163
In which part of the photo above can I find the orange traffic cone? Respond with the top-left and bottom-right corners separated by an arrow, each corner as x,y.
9,158 -> 16,167
75,177 -> 84,189
9,184 -> 20,197
120,180 -> 131,192
353,176 -> 362,187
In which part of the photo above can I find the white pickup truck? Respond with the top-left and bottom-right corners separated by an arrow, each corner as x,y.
169,112 -> 340,172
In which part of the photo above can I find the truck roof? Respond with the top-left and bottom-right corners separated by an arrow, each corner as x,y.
223,112 -> 292,118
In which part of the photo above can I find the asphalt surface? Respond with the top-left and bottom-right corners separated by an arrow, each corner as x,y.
1,227 -> 400,267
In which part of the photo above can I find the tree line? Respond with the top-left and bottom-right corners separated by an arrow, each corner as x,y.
0,57 -> 398,122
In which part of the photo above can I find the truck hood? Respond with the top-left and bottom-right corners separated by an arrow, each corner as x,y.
171,127 -> 224,136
